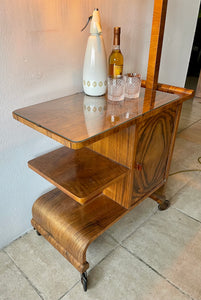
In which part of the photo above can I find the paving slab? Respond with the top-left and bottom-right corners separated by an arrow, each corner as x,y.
123,208 -> 201,300
107,198 -> 157,242
0,251 -> 41,300
172,172 -> 201,223
61,247 -> 191,300
4,229 -> 117,300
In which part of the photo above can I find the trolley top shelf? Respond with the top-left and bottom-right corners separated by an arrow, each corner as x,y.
13,87 -> 190,149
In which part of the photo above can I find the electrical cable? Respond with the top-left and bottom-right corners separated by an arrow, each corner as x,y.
169,156 -> 201,176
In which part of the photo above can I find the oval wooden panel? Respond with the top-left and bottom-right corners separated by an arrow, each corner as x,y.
132,105 -> 177,202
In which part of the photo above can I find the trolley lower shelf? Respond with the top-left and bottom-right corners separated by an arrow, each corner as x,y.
32,188 -> 127,273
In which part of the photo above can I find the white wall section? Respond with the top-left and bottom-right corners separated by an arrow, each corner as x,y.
0,0 -> 200,248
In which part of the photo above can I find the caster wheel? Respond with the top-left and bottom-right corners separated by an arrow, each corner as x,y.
33,228 -> 41,236
81,272 -> 88,292
158,200 -> 170,211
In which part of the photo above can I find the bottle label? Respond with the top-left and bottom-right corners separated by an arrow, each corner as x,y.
109,64 -> 123,78
114,65 -> 123,76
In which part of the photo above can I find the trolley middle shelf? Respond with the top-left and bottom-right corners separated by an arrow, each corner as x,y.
28,146 -> 128,205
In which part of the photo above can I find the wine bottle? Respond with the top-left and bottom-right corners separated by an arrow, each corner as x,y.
109,27 -> 123,78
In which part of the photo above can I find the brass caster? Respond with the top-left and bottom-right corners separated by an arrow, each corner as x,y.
158,200 -> 170,211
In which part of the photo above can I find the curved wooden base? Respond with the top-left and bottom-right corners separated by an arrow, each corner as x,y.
31,219 -> 89,273
31,188 -> 127,273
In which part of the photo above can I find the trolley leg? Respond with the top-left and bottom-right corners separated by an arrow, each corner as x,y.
150,193 -> 170,211
81,272 -> 88,292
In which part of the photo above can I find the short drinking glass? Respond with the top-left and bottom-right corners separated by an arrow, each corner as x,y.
107,77 -> 125,102
124,73 -> 141,99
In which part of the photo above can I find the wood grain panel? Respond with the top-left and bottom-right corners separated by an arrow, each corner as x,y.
132,104 -> 177,203
32,189 -> 127,272
103,171 -> 134,208
88,125 -> 136,208
89,125 -> 136,168
164,103 -> 182,179
28,147 -> 128,204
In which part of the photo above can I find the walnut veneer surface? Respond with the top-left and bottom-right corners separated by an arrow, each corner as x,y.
31,189 -> 127,273
13,88 -> 182,149
28,147 -> 128,204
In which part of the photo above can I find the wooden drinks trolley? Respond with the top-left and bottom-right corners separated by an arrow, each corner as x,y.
12,0 -> 194,291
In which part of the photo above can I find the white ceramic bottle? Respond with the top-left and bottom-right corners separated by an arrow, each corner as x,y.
82,9 -> 107,96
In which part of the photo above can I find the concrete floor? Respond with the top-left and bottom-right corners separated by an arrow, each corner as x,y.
1,96 -> 201,300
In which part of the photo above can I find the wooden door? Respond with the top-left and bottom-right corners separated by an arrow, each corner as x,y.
132,105 -> 177,203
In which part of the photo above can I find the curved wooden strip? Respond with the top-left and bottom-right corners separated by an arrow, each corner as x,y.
31,219 -> 89,273
32,189 -> 127,272
141,80 -> 195,97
